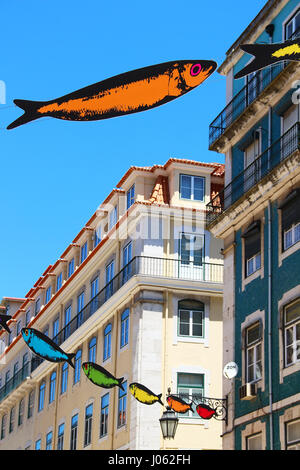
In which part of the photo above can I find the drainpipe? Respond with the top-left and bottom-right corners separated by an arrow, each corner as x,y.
268,200 -> 273,450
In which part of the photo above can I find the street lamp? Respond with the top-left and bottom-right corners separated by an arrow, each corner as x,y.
159,407 -> 179,440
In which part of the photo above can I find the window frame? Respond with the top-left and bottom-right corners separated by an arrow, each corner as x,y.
84,403 -> 93,447
103,324 -> 112,362
38,381 -> 46,412
126,184 -> 135,210
179,174 -> 205,202
245,322 -> 263,383
120,309 -> 129,349
100,393 -> 109,438
177,372 -> 204,419
117,381 -> 127,428
61,363 -> 68,394
70,414 -> 78,450
49,371 -> 56,404
284,299 -> 300,368
74,350 -> 82,384
178,302 -> 204,339
286,418 -> 300,450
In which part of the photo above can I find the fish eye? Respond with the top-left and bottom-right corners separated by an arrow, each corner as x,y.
190,63 -> 202,76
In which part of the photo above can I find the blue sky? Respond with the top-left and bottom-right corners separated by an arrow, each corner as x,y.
0,0 -> 266,298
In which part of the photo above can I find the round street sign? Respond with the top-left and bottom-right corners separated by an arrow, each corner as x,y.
223,362 -> 239,379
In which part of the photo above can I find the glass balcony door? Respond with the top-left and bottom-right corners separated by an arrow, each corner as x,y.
179,234 -> 204,281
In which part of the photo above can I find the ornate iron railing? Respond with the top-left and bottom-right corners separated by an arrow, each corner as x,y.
206,122 -> 300,226
209,28 -> 300,148
0,356 -> 42,403
53,256 -> 223,348
1,256 -> 223,402
168,393 -> 228,423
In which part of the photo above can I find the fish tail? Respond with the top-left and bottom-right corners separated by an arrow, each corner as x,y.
66,353 -> 76,369
157,393 -> 164,406
234,44 -> 275,79
7,99 -> 44,130
118,377 -> 125,391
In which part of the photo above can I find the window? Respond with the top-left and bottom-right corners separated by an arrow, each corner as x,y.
88,337 -> 97,363
74,350 -> 82,384
77,292 -> 84,328
284,300 -> 300,367
117,381 -> 127,428
61,363 -> 68,394
120,309 -> 129,348
84,403 -> 93,447
91,277 -> 99,313
52,317 -> 59,343
46,431 -> 53,450
246,72 -> 262,106
286,419 -> 300,450
180,233 -> 203,266
122,242 -> 132,284
64,305 -> 72,340
49,372 -> 56,404
35,439 -> 41,450
100,393 -> 109,438
9,407 -> 15,433
27,390 -> 34,418
105,260 -> 115,300
109,205 -> 118,230
25,310 -> 31,326
177,373 -> 204,418
103,324 -> 112,361
242,221 -> 261,277
246,323 -> 262,383
285,9 -> 300,39
16,320 -> 21,336
180,174 -> 205,201
246,433 -> 263,450
178,300 -> 204,338
279,189 -> 300,252
45,286 -> 52,304
81,242 -> 88,263
57,423 -> 65,450
1,414 -> 6,440
70,414 -> 78,450
94,226 -> 101,248
127,185 -> 135,209
38,382 -> 46,411
18,399 -> 24,426
68,258 -> 75,278
35,298 -> 41,316
56,272 -> 62,292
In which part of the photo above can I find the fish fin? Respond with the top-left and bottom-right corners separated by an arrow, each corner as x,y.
0,314 -> 12,333
67,353 -> 76,369
118,377 -> 125,391
157,393 -> 164,406
7,99 -> 44,130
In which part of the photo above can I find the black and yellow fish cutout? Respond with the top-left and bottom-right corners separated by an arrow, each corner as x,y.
234,38 -> 300,79
129,382 -> 163,406
7,60 -> 217,130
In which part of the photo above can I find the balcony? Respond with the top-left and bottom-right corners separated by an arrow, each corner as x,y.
53,256 -> 223,348
0,256 -> 223,404
0,356 -> 42,404
206,122 -> 300,226
209,29 -> 300,150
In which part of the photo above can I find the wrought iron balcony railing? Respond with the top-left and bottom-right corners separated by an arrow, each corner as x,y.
206,122 -> 300,226
0,356 -> 42,404
53,256 -> 223,348
0,256 -> 223,403
209,28 -> 300,148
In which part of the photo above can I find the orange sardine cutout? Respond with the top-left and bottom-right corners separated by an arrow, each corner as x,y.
7,60 -> 217,130
166,395 -> 194,414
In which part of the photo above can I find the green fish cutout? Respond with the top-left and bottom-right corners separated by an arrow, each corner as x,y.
82,362 -> 124,390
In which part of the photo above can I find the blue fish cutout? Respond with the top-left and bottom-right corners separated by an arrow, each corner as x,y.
21,327 -> 75,368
